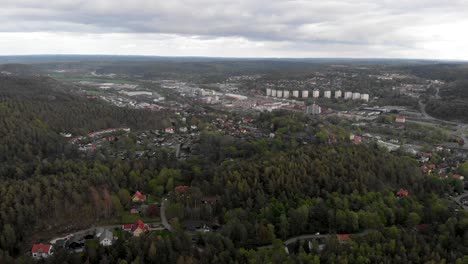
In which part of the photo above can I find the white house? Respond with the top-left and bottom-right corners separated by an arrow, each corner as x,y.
99,230 -> 114,247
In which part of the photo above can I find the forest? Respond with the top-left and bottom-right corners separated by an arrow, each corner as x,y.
0,76 -> 467,263
0,75 -> 174,178
413,65 -> 468,122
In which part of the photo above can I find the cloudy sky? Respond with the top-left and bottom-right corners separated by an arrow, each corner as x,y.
1,0 -> 468,59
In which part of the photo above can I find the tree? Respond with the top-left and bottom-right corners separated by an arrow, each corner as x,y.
458,162 -> 468,176
118,189 -> 132,207
148,242 -> 157,263
1,225 -> 16,253
406,212 -> 421,227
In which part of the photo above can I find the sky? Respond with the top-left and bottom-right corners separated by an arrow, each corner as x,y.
1,0 -> 468,59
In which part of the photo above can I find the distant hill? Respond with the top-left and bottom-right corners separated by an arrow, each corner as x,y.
0,63 -> 42,76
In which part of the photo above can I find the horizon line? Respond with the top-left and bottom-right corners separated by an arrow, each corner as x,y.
0,54 -> 467,63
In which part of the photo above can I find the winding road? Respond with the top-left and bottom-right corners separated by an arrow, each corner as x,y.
160,198 -> 173,232
257,230 -> 370,250
418,99 -> 468,150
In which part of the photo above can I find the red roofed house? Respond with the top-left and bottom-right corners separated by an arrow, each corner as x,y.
337,234 -> 351,242
423,152 -> 433,158
452,174 -> 464,180
421,165 -> 429,174
395,115 -> 406,123
165,127 -> 174,134
175,185 -> 189,193
397,189 -> 409,197
122,220 -> 149,237
417,224 -> 430,232
353,136 -> 362,144
32,244 -> 53,259
132,191 -> 146,202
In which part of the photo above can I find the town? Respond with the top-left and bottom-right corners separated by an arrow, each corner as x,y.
14,60 -> 466,261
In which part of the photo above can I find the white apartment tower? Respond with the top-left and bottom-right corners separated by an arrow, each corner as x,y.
335,90 -> 342,98
312,90 -> 320,98
344,91 -> 353,99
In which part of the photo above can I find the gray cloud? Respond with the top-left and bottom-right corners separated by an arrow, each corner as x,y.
1,0 -> 468,58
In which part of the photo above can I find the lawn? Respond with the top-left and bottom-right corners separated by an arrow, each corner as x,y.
146,195 -> 159,204
149,230 -> 171,238
97,211 -> 161,225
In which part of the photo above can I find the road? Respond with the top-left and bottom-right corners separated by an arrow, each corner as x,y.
160,198 -> 173,232
257,230 -> 370,250
418,100 -> 434,121
49,221 -> 163,244
418,99 -> 468,150
451,192 -> 468,211
435,86 -> 441,99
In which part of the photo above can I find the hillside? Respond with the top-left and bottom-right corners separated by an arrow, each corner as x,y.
0,75 -> 173,177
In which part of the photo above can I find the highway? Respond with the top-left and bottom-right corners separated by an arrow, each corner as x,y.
418,99 -> 468,150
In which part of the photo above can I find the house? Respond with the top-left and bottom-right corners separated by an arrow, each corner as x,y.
165,127 -> 174,134
395,115 -> 406,123
123,220 -> 149,237
32,244 -> 53,259
132,191 -> 146,202
452,174 -> 464,180
179,127 -> 188,133
202,196 -> 218,205
175,185 -> 189,193
416,224 -> 430,232
421,165 -> 429,174
353,136 -> 362,144
337,234 -> 351,242
99,229 -> 114,246
423,152 -> 433,158
397,189 -> 409,197
130,208 -> 140,214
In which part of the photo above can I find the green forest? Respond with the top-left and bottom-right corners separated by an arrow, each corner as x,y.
0,76 -> 467,264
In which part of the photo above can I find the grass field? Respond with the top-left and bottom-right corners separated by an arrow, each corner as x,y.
98,211 -> 161,225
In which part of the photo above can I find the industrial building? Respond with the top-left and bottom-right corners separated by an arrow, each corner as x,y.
225,93 -> 248,100
120,91 -> 152,97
